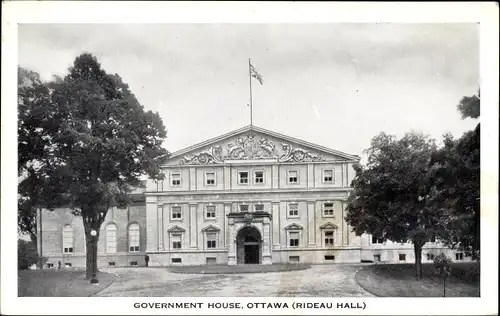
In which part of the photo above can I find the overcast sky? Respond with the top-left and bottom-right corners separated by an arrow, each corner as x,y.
18,23 -> 479,157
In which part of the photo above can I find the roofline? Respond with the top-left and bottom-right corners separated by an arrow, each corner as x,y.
166,124 -> 360,163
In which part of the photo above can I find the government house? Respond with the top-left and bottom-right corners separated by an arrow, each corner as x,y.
37,125 -> 470,268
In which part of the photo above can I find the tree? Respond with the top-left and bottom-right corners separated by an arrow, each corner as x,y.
429,91 -> 480,259
18,239 -> 39,270
457,89 -> 480,119
433,253 -> 452,297
346,132 -> 440,280
18,54 -> 169,279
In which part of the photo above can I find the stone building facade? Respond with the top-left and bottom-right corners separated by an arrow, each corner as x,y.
37,125 -> 471,268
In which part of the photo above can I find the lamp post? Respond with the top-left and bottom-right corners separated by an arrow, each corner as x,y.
90,229 -> 99,285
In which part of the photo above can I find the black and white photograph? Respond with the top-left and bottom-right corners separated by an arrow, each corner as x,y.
1,2 -> 498,315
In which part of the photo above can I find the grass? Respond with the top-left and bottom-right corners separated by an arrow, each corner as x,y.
355,262 -> 480,297
168,263 -> 312,274
18,269 -> 118,297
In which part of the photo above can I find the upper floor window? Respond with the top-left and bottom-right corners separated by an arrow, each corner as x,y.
171,206 -> 182,220
62,225 -> 74,253
106,223 -> 117,253
288,171 -> 298,184
254,204 -> 264,212
372,235 -> 383,244
171,173 -> 181,186
205,172 -> 216,186
206,205 -> 216,219
239,204 -> 249,212
238,171 -> 249,184
429,233 -> 436,243
323,202 -> 334,217
324,231 -> 335,246
172,234 -> 182,249
254,171 -> 264,184
427,253 -> 435,261
206,233 -> 217,249
288,203 -> 299,218
323,169 -> 333,183
128,223 -> 140,252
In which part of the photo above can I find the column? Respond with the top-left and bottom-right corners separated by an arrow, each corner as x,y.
157,205 -> 164,250
146,196 -> 158,251
189,167 -> 196,191
162,205 -> 169,251
189,203 -> 198,248
227,219 -> 236,265
262,220 -> 272,264
307,164 -> 314,188
224,202 -> 231,247
272,202 -> 280,249
307,201 -> 316,245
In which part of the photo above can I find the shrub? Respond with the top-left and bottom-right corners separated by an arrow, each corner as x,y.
18,239 -> 39,270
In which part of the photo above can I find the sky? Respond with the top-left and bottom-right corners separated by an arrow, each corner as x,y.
18,23 -> 479,158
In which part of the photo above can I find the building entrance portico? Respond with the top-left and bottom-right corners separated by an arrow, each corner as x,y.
227,211 -> 273,265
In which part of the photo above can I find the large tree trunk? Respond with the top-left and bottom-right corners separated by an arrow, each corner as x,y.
83,214 -> 102,280
413,242 -> 424,280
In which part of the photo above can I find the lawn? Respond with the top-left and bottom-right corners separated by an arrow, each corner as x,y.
355,262 -> 480,297
18,269 -> 118,297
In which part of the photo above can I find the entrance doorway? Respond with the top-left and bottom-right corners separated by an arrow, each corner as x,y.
236,226 -> 262,264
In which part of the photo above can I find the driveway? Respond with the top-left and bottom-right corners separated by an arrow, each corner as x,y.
94,264 -> 373,297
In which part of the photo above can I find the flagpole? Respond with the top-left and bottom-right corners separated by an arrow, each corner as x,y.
248,58 -> 253,126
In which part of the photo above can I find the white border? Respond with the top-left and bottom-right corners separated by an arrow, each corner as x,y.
1,1 -> 498,316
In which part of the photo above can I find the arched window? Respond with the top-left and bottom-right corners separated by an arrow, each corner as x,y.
128,223 -> 140,252
62,225 -> 74,253
106,224 -> 117,253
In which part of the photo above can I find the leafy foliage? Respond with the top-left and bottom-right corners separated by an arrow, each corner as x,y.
18,239 -> 39,270
457,90 -> 480,119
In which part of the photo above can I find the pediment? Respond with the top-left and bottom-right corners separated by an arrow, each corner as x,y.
165,125 -> 359,166
320,222 -> 338,230
202,224 -> 220,232
284,223 -> 304,230
167,225 -> 185,233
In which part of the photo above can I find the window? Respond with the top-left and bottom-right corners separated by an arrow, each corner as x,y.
325,255 -> 335,261
323,202 -> 334,217
206,257 -> 217,265
427,253 -> 435,261
130,261 -> 138,266
289,232 -> 300,247
206,233 -> 217,249
171,206 -> 182,220
289,256 -> 300,263
238,171 -> 249,184
455,253 -> 464,261
239,204 -> 249,212
372,235 -> 383,244
172,258 -> 182,263
62,225 -> 74,253
254,171 -> 264,184
288,171 -> 298,184
46,263 -> 54,268
429,234 -> 436,243
399,254 -> 406,261
65,263 -> 72,268
288,203 -> 299,217
171,173 -> 181,186
128,223 -> 140,252
374,254 -> 381,262
325,231 -> 334,246
106,224 -> 117,253
323,169 -> 333,183
205,172 -> 216,186
172,234 -> 182,249
108,262 -> 116,267
205,205 -> 216,219
254,204 -> 264,212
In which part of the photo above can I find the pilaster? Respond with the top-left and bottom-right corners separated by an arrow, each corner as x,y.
146,196 -> 158,251
157,205 -> 164,250
307,201 -> 316,245
189,203 -> 198,248
272,201 -> 280,249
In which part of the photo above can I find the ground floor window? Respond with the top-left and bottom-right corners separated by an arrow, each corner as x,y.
206,257 -> 217,265
108,261 -> 116,267
289,256 -> 300,263
64,263 -> 72,268
374,254 -> 381,262
399,254 -> 406,261
46,263 -> 54,268
130,261 -> 138,266
427,253 -> 435,261
324,255 -> 335,261
172,258 -> 182,263
455,253 -> 464,261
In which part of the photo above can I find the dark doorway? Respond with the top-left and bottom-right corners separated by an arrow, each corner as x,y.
236,226 -> 262,264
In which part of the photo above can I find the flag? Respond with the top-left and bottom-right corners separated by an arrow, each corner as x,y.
250,62 -> 263,85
